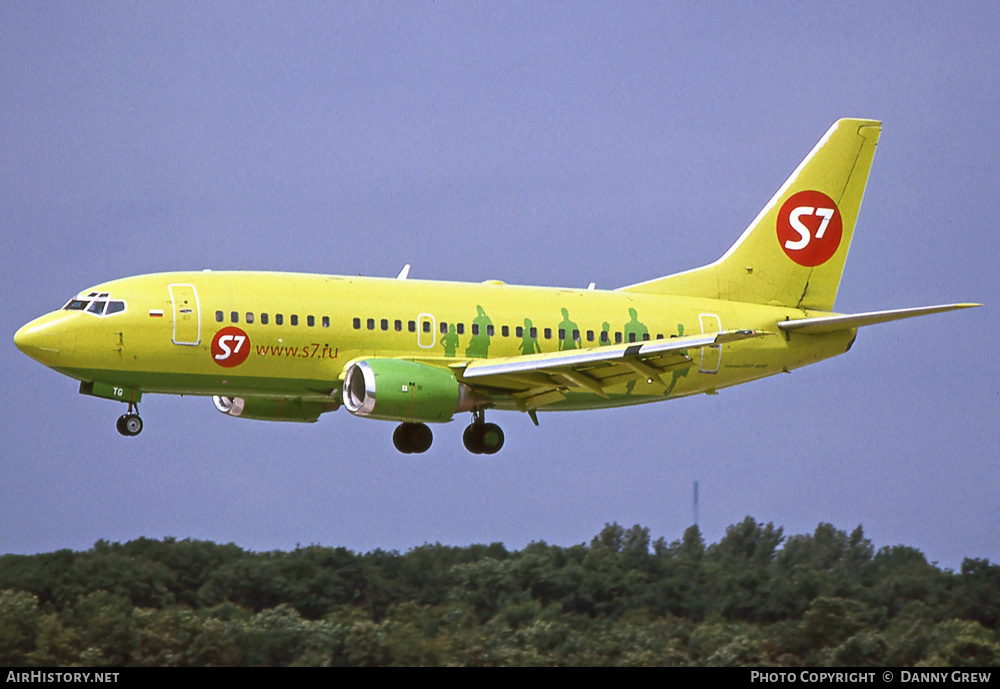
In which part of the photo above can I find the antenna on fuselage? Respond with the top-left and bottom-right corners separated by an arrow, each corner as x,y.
587,282 -> 596,290
396,264 -> 411,280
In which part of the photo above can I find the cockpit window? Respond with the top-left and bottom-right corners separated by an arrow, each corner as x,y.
63,295 -> 126,317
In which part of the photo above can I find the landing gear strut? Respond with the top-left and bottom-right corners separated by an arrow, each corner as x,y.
393,422 -> 433,454
463,408 -> 504,455
116,402 -> 143,437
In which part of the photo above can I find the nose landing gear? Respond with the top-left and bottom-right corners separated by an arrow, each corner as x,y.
463,408 -> 504,455
116,403 -> 143,437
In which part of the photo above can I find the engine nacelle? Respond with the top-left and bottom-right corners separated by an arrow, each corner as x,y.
212,396 -> 333,423
343,359 -> 485,423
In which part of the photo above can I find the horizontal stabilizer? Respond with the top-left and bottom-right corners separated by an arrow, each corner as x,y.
777,303 -> 981,335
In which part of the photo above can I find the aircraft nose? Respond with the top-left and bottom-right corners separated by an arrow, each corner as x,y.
14,316 -> 62,364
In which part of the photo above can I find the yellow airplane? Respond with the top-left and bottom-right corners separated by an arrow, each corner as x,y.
13,118 -> 979,454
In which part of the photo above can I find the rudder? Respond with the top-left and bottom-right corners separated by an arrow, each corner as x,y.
621,119 -> 881,311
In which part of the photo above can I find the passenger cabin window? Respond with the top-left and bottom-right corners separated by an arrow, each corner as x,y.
261,313 -> 269,325
231,311 -> 239,323
291,315 -> 299,326
502,325 -> 509,337
408,321 -> 416,333
216,310 -> 224,322
367,318 -> 375,330
276,314 -> 284,325
353,317 -> 361,329
394,319 -> 402,332
307,315 -> 314,327
322,316 -> 330,328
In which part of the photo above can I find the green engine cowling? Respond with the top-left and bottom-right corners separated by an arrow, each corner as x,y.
212,396 -> 333,423
343,359 -> 485,423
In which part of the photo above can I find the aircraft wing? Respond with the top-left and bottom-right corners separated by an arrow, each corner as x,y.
777,303 -> 981,335
448,329 -> 769,410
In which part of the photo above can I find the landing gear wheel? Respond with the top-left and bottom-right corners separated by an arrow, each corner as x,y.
463,421 -> 504,455
463,423 -> 484,454
117,413 -> 143,437
479,422 -> 504,455
392,422 -> 433,454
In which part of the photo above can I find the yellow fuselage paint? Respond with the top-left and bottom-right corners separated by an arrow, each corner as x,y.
17,270 -> 854,414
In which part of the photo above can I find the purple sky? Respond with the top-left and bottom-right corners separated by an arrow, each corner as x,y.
3,2 -> 997,569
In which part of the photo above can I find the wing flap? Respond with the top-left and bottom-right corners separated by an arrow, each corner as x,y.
459,329 -> 769,408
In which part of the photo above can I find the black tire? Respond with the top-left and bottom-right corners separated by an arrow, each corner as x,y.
393,424 -> 414,453
463,423 -> 484,454
411,423 -> 433,454
116,414 -> 129,436
480,422 -> 504,455
393,422 -> 432,454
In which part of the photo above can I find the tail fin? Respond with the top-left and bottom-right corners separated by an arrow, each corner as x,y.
621,118 -> 881,311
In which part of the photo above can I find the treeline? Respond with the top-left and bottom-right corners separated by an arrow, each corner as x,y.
1,518 -> 998,666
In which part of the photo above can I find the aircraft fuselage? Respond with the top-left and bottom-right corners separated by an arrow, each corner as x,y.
15,270 -> 853,413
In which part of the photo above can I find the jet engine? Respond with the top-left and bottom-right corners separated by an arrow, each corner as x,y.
343,359 -> 485,423
212,396 -> 334,423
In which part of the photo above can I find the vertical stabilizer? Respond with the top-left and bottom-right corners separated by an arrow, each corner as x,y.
621,119 -> 881,311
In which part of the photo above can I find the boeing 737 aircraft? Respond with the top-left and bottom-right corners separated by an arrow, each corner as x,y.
14,119 -> 978,454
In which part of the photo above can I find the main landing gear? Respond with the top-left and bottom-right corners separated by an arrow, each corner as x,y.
393,422 -> 433,454
115,403 -> 143,437
391,409 -> 506,455
463,408 -> 504,455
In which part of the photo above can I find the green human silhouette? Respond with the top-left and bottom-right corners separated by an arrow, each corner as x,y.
465,305 -> 493,358
623,308 -> 650,394
664,323 -> 691,397
519,318 -> 540,355
600,321 -> 612,346
675,323 -> 688,355
623,307 -> 649,344
557,308 -> 579,351
441,323 -> 459,357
